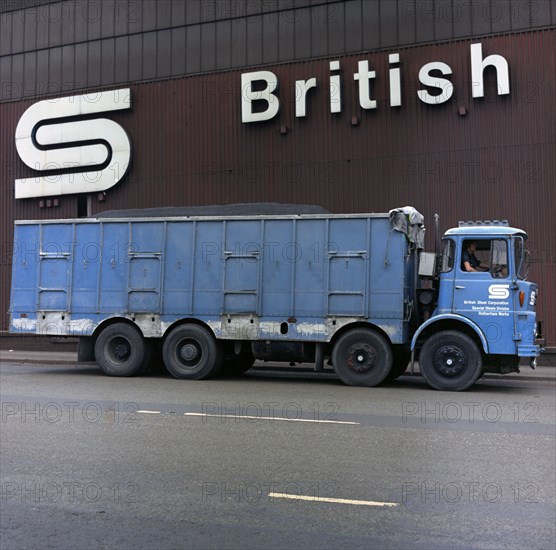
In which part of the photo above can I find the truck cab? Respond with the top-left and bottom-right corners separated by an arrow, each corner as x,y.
412,221 -> 541,390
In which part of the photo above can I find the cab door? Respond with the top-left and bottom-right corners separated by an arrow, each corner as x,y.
452,238 -> 511,354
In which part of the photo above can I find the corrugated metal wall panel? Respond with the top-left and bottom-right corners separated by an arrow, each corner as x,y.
2,0 -> 555,101
1,14 -> 554,344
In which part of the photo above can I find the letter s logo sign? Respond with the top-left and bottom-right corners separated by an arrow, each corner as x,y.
14,89 -> 131,199
488,284 -> 510,300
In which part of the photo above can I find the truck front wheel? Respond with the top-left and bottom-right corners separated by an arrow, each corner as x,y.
163,324 -> 224,380
222,353 -> 256,376
332,329 -> 393,387
94,322 -> 146,377
420,331 -> 482,391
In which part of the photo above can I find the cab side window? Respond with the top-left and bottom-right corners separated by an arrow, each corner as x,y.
461,239 -> 508,278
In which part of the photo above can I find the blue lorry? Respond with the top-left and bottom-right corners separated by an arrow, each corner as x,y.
9,205 -> 541,391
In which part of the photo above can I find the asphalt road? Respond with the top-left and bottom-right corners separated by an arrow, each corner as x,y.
1,361 -> 555,549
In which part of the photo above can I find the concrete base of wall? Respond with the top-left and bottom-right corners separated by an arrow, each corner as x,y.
0,333 -> 78,353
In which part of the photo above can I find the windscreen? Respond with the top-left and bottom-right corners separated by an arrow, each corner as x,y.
514,235 -> 529,279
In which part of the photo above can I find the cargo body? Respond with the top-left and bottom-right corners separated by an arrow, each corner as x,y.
9,209 -> 541,391
10,214 -> 410,342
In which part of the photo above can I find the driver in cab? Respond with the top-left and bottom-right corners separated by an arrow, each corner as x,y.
462,241 -> 489,272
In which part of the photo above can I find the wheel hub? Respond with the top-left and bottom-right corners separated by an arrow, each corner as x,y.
110,337 -> 131,362
180,341 -> 200,362
433,345 -> 466,377
347,344 -> 375,373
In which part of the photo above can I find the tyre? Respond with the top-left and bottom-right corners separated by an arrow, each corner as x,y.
419,330 -> 482,391
162,324 -> 224,380
385,347 -> 411,381
331,328 -> 393,387
222,353 -> 256,376
94,322 -> 146,377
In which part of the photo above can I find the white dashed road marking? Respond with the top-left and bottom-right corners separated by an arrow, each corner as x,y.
268,493 -> 399,507
183,412 -> 359,424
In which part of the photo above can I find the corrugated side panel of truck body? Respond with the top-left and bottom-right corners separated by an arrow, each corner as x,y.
9,216 -> 408,342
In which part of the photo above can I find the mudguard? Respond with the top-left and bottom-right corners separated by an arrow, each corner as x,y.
411,314 -> 489,353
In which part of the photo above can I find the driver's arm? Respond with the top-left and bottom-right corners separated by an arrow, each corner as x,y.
464,260 -> 488,272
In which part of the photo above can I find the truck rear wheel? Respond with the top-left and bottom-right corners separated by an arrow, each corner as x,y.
94,322 -> 146,377
419,330 -> 482,391
163,324 -> 224,380
331,328 -> 393,387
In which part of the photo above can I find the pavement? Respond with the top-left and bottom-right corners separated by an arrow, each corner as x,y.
1,349 -> 554,382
